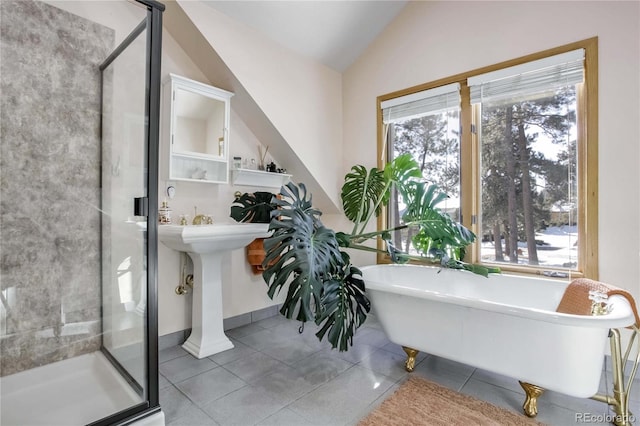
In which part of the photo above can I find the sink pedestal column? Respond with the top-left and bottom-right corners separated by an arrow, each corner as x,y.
182,251 -> 233,358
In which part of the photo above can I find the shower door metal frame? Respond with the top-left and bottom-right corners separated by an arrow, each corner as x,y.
93,1 -> 163,425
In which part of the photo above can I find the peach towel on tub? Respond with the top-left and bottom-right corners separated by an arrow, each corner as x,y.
556,278 -> 639,329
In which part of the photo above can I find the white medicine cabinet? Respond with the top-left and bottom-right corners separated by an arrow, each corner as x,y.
161,74 -> 233,184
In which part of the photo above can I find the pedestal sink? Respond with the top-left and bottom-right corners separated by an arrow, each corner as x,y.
158,223 -> 270,358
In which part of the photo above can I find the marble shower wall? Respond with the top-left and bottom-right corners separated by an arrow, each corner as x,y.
0,0 -> 114,376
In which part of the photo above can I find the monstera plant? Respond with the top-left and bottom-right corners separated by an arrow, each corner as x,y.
258,154 -> 498,351
230,191 -> 278,273
230,191 -> 277,224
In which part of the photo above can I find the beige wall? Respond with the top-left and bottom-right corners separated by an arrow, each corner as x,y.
343,0 -> 640,304
159,33 -> 289,335
177,0 -> 344,212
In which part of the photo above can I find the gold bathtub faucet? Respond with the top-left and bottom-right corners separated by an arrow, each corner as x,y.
589,290 -> 611,316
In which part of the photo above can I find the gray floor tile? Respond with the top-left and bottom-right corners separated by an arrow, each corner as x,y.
296,330 -> 333,351
347,382 -> 401,426
287,385 -> 376,426
160,353 -> 218,384
292,351 -> 354,386
268,319 -> 311,336
251,367 -> 320,406
202,385 -> 287,426
261,337 -> 322,366
417,354 -> 476,377
222,351 -> 290,383
252,314 -> 291,330
234,327 -> 297,351
351,327 -> 392,348
159,373 -> 172,390
535,399 -> 611,426
175,366 -> 247,407
357,347 -> 410,380
327,343 -> 379,364
167,406 -> 219,426
544,388 -> 622,419
471,367 -> 525,394
625,376 -> 640,403
316,365 -> 396,404
159,345 -> 189,364
411,355 -> 474,392
207,339 -> 257,366
225,322 -> 266,339
270,320 -> 332,351
159,385 -> 195,423
256,407 -> 315,426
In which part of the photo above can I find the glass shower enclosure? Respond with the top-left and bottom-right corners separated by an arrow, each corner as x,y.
0,0 -> 163,424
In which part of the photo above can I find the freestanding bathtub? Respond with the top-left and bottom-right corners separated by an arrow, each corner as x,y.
360,264 -> 638,422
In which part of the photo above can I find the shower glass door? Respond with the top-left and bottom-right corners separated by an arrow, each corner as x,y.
0,0 -> 161,424
100,10 -> 150,405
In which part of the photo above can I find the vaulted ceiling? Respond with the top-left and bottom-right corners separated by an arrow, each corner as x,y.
201,1 -> 408,72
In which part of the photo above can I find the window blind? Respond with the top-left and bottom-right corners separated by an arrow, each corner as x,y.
381,82 -> 460,124
468,49 -> 584,104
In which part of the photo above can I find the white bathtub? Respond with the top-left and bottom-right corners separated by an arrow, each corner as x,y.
360,264 -> 636,399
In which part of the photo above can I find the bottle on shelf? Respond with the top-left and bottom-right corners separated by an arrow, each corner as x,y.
218,137 -> 224,156
159,199 -> 172,225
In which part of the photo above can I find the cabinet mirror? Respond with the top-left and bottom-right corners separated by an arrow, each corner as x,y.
173,88 -> 226,157
162,74 -> 233,184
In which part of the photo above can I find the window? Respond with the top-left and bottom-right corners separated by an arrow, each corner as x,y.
377,38 -> 598,279
381,83 -> 461,255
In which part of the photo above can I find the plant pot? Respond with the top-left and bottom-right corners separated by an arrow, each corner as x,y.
246,237 -> 275,274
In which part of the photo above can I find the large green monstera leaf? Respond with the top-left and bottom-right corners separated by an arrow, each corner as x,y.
315,255 -> 370,351
382,153 -> 422,203
341,165 -> 385,227
341,153 -> 421,237
402,182 -> 476,260
230,191 -> 276,223
262,182 -> 371,350
263,183 -> 338,322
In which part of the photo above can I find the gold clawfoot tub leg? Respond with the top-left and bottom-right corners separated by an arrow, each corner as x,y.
519,381 -> 545,417
402,346 -> 419,372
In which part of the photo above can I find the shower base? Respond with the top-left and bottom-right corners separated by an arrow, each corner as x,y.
0,351 -> 143,425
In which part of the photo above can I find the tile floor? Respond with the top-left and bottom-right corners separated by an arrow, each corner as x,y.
159,314 -> 639,426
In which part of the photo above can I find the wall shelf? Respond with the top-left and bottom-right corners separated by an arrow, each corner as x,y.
172,150 -> 226,162
231,169 -> 291,189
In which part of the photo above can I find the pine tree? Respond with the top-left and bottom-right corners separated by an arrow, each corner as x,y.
480,86 -> 577,266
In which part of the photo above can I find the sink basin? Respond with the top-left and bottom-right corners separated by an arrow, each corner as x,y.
158,223 -> 270,358
158,223 -> 270,253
